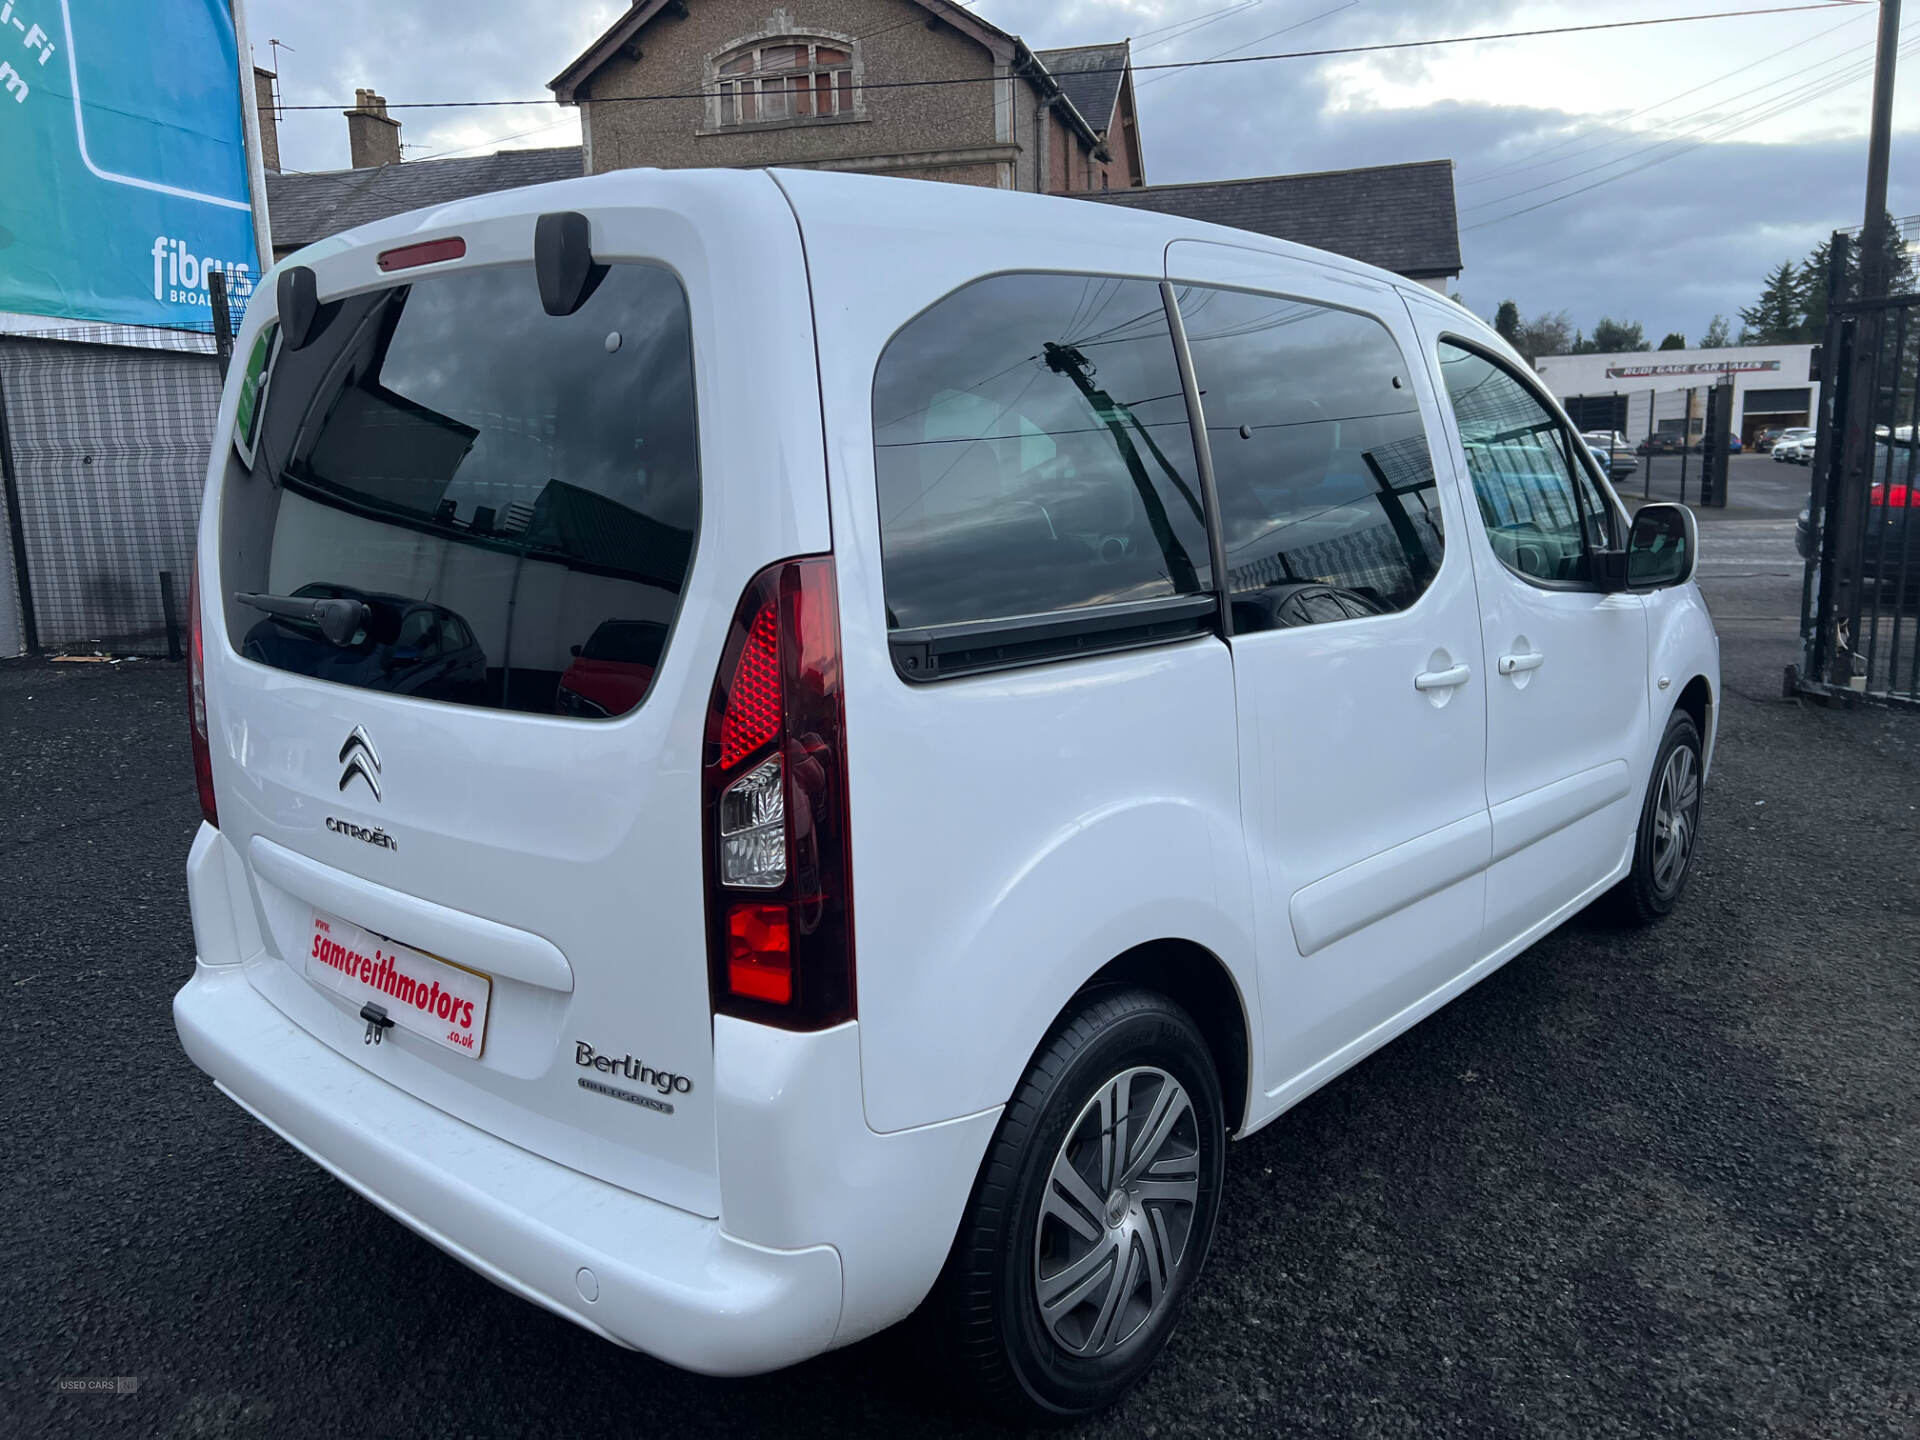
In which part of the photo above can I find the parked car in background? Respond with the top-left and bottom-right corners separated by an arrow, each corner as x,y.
1794,430 -> 1916,587
1639,433 -> 1688,456
556,619 -> 669,718
1754,427 -> 1783,453
1581,436 -> 1638,483
174,168 -> 1722,1420
1774,428 -> 1817,464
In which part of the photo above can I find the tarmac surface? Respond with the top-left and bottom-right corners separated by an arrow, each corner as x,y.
4,488 -> 1916,1438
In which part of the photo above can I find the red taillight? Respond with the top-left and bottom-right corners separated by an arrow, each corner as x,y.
1870,484 -> 1911,509
703,556 -> 853,1030
726,904 -> 792,1004
719,601 -> 781,769
376,237 -> 466,272
188,559 -> 218,828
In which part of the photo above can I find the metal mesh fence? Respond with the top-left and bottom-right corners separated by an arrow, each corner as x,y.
0,337 -> 221,654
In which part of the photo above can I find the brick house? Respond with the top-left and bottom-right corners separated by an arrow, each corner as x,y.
259,2 -> 1460,287
547,0 -> 1141,193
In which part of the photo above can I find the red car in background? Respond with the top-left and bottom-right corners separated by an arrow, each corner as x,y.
555,619 -> 669,718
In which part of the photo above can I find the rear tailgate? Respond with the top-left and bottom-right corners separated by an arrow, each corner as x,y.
195,171 -> 830,1218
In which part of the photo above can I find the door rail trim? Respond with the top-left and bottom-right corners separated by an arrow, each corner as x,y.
1488,760 -> 1631,864
1288,812 -> 1490,958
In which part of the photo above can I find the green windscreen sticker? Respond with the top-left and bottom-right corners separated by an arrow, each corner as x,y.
233,327 -> 274,456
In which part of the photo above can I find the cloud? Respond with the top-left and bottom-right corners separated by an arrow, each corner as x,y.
248,0 -> 1917,342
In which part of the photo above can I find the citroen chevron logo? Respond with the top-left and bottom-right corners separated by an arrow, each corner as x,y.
338,725 -> 382,801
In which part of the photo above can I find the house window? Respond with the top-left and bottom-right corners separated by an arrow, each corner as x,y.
715,38 -> 855,126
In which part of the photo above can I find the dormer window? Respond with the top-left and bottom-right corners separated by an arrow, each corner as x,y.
715,38 -> 857,126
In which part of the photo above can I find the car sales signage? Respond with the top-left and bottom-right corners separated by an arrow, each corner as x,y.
1605,359 -> 1783,380
0,1 -> 259,329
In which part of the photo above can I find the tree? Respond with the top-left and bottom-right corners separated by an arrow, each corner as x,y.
1700,314 -> 1732,348
1510,310 -> 1573,364
1797,216 -> 1916,340
1797,240 -> 1836,341
1855,208 -> 1918,299
1658,332 -> 1687,351
1571,317 -> 1649,354
1494,299 -> 1521,348
1739,261 -> 1805,344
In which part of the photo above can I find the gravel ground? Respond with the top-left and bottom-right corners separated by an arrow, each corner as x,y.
3,545 -> 1916,1439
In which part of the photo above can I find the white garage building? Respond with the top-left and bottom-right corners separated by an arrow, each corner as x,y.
1533,342 -> 1820,450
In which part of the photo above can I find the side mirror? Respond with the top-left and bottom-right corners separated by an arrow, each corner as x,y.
1626,503 -> 1697,590
569,644 -> 584,657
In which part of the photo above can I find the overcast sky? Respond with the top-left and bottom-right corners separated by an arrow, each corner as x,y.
250,0 -> 1918,344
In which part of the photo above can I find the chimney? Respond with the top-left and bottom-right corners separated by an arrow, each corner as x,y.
344,88 -> 401,168
252,66 -> 281,172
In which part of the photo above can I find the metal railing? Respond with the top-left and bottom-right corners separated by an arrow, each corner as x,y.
1794,232 -> 1920,707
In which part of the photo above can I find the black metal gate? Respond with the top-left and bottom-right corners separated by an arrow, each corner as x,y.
1794,237 -> 1920,707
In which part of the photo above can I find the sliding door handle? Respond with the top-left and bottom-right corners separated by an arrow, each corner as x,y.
1498,651 -> 1546,676
1414,662 -> 1472,692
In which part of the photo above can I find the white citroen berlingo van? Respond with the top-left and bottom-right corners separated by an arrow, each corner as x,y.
175,167 -> 1719,1418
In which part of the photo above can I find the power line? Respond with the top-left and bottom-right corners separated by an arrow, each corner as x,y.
272,4 -> 1877,111
1466,30 -> 1920,230
1467,28 -> 1917,223
1463,19 -> 1911,213
1131,1 -> 1269,54
1462,6 -> 1872,186
409,116 -> 579,163
1136,0 -> 1360,89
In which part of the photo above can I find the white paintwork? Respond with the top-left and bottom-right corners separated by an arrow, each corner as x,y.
1156,239 -> 1492,1099
1402,290 -> 1654,943
176,168 -> 1721,1380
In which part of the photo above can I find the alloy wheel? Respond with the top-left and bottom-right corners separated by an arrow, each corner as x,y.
1032,1066 -> 1201,1358
1651,743 -> 1701,896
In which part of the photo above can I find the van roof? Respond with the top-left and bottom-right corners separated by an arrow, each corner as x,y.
280,166 -> 1461,315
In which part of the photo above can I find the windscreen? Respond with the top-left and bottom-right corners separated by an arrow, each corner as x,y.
231,261 -> 699,718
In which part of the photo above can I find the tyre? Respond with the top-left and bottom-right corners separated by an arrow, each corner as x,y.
930,986 -> 1226,1421
1608,709 -> 1704,926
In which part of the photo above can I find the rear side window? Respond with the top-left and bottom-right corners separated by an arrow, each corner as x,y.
233,262 -> 698,717
1175,285 -> 1444,632
871,273 -> 1212,632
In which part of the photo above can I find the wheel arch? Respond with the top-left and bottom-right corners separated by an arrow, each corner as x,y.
1070,939 -> 1254,1135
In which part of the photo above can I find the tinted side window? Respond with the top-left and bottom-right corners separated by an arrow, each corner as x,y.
1175,285 -> 1444,633
872,274 -> 1211,631
1436,342 -> 1612,583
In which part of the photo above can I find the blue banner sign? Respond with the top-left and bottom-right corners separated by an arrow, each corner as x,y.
0,0 -> 260,330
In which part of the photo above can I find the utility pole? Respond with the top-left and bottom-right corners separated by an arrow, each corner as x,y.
1858,0 -> 1902,300
1827,0 -> 1902,684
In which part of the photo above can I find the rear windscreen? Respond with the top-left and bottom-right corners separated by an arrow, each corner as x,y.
228,261 -> 698,718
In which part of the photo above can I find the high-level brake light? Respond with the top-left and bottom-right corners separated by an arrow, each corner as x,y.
376,237 -> 467,272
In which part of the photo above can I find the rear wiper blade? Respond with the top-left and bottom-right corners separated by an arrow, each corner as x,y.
234,591 -> 371,647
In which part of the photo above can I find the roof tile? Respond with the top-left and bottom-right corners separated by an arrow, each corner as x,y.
1034,42 -> 1130,132
266,147 -> 585,251
1085,160 -> 1461,279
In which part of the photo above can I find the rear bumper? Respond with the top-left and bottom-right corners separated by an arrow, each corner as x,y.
174,959 -> 843,1376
